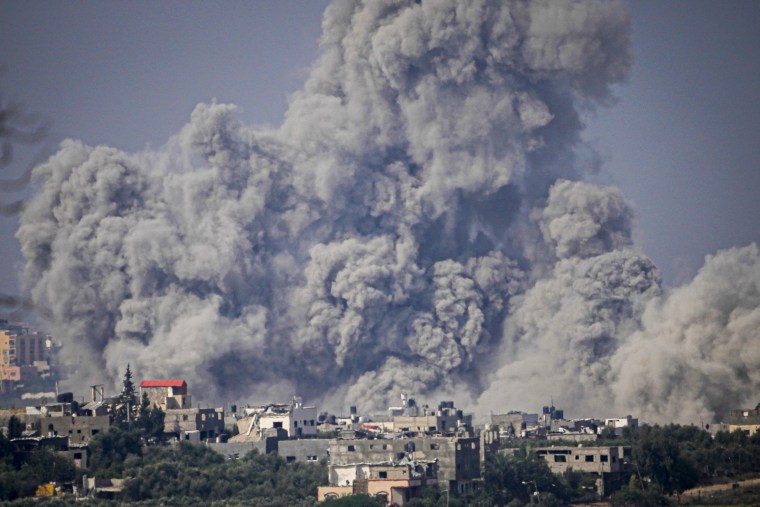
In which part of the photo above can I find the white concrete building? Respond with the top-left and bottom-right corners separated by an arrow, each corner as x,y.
236,397 -> 318,439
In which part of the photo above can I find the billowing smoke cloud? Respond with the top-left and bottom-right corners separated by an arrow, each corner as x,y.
15,0 -> 760,423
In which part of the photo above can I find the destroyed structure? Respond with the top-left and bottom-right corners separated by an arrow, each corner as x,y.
231,396 -> 317,441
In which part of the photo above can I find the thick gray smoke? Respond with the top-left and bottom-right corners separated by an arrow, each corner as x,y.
15,0 -> 760,422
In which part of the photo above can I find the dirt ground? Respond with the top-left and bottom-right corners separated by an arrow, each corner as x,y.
680,476 -> 760,499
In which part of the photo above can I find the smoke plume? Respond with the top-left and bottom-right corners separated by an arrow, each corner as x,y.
15,0 -> 760,423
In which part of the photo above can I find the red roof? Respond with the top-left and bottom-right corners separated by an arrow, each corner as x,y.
140,379 -> 187,388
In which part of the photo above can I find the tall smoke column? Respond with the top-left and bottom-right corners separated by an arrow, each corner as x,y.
16,0 -> 759,422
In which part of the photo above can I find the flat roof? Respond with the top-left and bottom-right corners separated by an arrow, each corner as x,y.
140,379 -> 187,388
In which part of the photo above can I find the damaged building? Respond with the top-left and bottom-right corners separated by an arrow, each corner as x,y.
231,397 -> 317,441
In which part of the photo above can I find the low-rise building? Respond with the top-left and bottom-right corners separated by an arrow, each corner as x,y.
233,397 -> 318,440
318,458 -> 438,506
279,438 -> 330,464
40,414 -> 110,444
726,404 -> 760,436
391,400 -> 472,434
604,415 -> 639,435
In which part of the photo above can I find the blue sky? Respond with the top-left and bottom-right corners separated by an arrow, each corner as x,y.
1,0 -> 758,297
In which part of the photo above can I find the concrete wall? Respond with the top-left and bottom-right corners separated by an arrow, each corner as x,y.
165,407 -> 224,439
279,438 -> 329,464
42,415 -> 110,443
206,439 -> 271,459
535,446 -> 624,474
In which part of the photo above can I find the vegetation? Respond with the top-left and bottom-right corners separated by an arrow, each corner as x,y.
111,364 -> 139,429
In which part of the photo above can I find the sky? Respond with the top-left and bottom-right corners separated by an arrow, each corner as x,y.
1,0 -> 758,298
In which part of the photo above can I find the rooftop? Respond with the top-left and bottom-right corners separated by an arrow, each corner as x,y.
140,379 -> 187,388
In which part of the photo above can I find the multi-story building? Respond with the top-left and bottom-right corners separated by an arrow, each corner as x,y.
140,379 -> 189,409
329,435 -> 481,494
534,445 -> 631,496
0,330 -> 20,385
15,333 -> 47,366
140,378 -> 224,441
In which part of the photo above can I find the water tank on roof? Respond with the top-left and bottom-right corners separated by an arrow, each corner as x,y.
57,392 -> 73,403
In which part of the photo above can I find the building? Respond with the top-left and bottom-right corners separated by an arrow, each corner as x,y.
534,445 -> 631,496
40,415 -> 110,444
233,397 -> 318,440
318,458 -> 438,505
0,330 -> 21,386
604,415 -> 639,435
490,411 -> 539,438
328,435 -> 480,493
277,438 -> 330,464
140,378 -> 224,440
726,404 -> 760,436
15,333 -> 47,366
164,406 -> 224,441
139,379 -> 189,409
391,400 -> 473,434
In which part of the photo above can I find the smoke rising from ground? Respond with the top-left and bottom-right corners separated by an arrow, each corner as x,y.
15,0 -> 760,422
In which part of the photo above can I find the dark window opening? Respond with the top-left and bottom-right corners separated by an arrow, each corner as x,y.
585,455 -> 594,462
379,471 -> 387,479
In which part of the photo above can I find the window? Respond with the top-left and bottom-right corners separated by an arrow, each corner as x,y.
273,422 -> 283,429
91,429 -> 99,436
307,455 -> 318,462
585,455 -> 594,462
430,443 -> 439,450
182,415 -> 188,421
379,471 -> 387,479
348,445 -> 356,452
77,429 -> 81,434
554,455 -> 566,462
601,455 -> 609,462
286,456 -> 296,463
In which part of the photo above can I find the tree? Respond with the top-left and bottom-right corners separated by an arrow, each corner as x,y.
88,426 -> 142,476
113,364 -> 139,429
138,392 -> 165,440
7,415 -> 23,440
